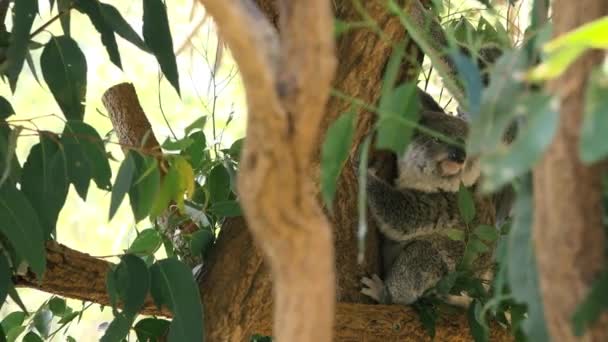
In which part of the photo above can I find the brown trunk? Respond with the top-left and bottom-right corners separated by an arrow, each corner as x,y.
533,0 -> 608,341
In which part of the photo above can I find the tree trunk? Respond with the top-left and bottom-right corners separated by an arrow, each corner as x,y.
533,0 -> 608,341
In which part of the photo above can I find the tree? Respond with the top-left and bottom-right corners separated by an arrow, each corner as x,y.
2,0 -> 608,341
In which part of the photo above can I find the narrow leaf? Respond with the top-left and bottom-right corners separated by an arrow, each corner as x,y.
150,258 -> 204,342
134,318 -> 170,342
320,110 -> 355,208
190,229 -> 215,258
5,0 -> 37,92
580,70 -> 608,164
207,164 -> 230,203
100,3 -> 149,52
376,82 -> 420,154
41,36 -> 87,121
114,254 -> 149,316
0,254 -> 10,306
143,0 -> 180,95
128,229 -> 162,256
0,185 -> 46,278
109,151 -> 136,220
209,200 -> 241,217
129,153 -> 160,221
74,0 -> 122,68
457,184 -> 476,224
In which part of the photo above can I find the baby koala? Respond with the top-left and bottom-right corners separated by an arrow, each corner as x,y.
361,110 -> 495,305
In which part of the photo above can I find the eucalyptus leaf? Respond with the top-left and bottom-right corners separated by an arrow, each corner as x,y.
376,82 -> 420,154
109,151 -> 136,221
22,332 -> 43,342
48,297 -> 67,316
207,164 -> 230,203
0,185 -> 46,278
143,0 -> 180,95
150,258 -> 204,342
128,229 -> 162,256
580,70 -> 608,164
100,3 -> 149,52
62,121 -> 112,199
320,110 -> 355,209
209,200 -> 241,217
41,36 -> 87,121
129,152 -> 160,221
190,229 -> 215,258
457,184 -> 476,224
74,0 -> 122,69
114,254 -> 150,316
571,269 -> 608,336
100,313 -> 133,342
0,97 -> 15,120
0,254 -> 10,306
5,0 -> 37,92
134,318 -> 170,342
21,135 -> 69,238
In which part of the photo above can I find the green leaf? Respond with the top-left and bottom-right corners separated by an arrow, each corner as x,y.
143,0 -> 180,95
457,184 -> 476,224
22,332 -> 43,342
580,70 -> 608,164
100,3 -> 149,52
58,0 -> 71,36
5,325 -> 25,342
48,297 -> 67,316
412,300 -> 437,338
41,36 -> 87,121
480,94 -> 558,192
320,110 -> 355,208
150,164 -> 180,218
435,271 -> 459,295
461,238 -> 488,269
21,134 -> 69,238
528,17 -> 608,81
100,313 -> 133,342
0,254 -> 10,306
150,258 -> 204,342
129,153 -> 160,221
209,200 -> 242,217
5,0 -> 37,92
507,177 -> 549,341
190,229 -> 215,258
162,137 -> 194,151
0,97 -> 15,120
7,287 -> 27,313
134,318 -> 170,342
185,116 -> 207,135
114,254 -> 150,316
379,40 -> 406,104
109,151 -> 136,220
444,228 -> 465,241
0,185 -> 46,278
376,82 -> 420,154
468,51 -> 526,155
572,269 -> 608,336
0,125 -> 21,187
106,267 -> 118,310
184,131 -> 207,170
207,164 -> 230,203
451,52 -> 483,119
62,121 -> 112,199
473,225 -> 498,242
74,0 -> 122,68
467,299 -> 488,342
226,138 -> 244,160
57,311 -> 78,324
32,309 -> 52,337
1,312 -> 26,332
128,229 -> 162,256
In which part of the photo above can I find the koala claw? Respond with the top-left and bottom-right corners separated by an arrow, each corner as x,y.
361,274 -> 385,302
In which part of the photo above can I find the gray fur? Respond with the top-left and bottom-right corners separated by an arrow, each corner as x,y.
362,110 -> 495,305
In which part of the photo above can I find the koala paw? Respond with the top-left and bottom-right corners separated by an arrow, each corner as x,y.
361,274 -> 385,302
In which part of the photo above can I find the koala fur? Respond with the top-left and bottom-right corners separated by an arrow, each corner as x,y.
361,109 -> 497,305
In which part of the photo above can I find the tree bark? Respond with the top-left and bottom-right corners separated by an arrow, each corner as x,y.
533,0 -> 608,341
14,241 -> 170,317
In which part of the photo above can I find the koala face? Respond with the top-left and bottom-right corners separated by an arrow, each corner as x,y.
395,111 -> 479,193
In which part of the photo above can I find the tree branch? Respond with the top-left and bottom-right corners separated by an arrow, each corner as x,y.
197,0 -> 337,341
533,1 -> 608,340
13,241 -> 171,317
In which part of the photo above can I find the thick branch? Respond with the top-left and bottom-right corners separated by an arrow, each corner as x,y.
198,1 -> 337,341
533,0 -> 608,340
14,242 -> 170,317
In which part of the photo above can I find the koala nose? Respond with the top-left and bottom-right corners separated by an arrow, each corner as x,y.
447,146 -> 466,164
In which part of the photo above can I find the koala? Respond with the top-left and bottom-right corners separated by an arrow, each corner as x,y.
361,110 -> 497,305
